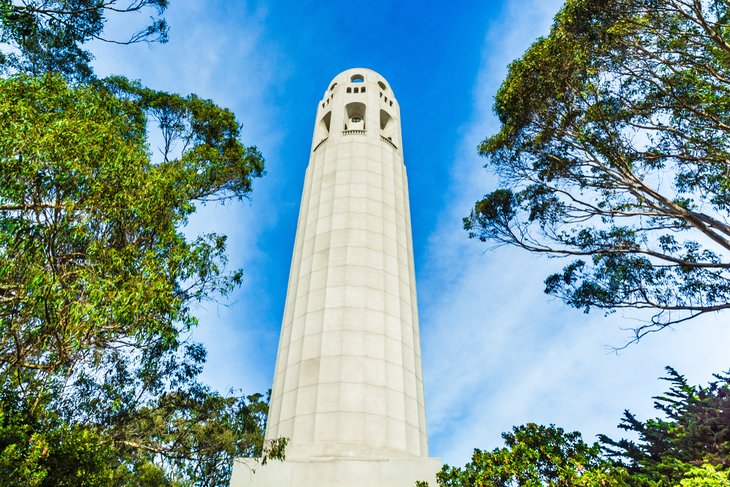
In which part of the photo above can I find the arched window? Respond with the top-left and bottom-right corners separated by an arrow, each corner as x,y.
344,102 -> 366,131
380,109 -> 396,146
315,111 -> 332,143
351,74 -> 364,83
378,81 -> 387,91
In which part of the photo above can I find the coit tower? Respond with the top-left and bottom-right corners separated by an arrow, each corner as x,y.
231,68 -> 440,487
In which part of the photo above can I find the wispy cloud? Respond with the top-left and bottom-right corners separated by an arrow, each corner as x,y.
418,0 -> 730,465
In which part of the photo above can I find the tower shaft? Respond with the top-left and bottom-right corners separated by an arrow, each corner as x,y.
231,68 -> 439,487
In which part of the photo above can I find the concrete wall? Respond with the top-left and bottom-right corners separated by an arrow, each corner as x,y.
266,68 -> 428,461
230,69 -> 439,487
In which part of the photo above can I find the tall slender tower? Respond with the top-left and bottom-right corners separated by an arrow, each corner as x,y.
231,68 -> 440,487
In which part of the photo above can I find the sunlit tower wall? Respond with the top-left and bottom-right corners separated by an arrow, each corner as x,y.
230,68 -> 440,487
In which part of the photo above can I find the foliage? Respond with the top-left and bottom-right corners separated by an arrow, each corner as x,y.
465,0 -> 730,338
438,369 -> 730,487
601,367 -> 730,486
0,2 -> 280,485
0,72 -> 263,375
0,384 -> 158,486
436,423 -> 626,486
679,465 -> 730,487
0,70 -> 274,484
0,0 -> 168,80
0,371 -> 284,486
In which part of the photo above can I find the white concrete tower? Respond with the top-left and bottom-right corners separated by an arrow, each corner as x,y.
231,68 -> 440,487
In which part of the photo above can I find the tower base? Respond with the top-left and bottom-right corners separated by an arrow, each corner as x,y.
229,456 -> 441,487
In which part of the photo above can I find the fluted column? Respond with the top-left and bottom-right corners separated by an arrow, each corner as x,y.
231,68 -> 439,487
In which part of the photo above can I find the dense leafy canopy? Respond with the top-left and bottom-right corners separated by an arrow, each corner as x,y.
437,424 -> 625,487
438,369 -> 730,487
601,367 -> 730,486
0,73 -> 264,374
465,0 -> 730,338
0,373 -> 280,485
0,1 -> 282,484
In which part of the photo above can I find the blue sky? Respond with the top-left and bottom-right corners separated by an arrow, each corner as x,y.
90,0 -> 730,466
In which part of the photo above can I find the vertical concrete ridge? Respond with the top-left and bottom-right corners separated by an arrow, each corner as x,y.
266,161 -> 314,439
311,145 -> 339,447
393,142 -> 421,454
285,156 -> 324,436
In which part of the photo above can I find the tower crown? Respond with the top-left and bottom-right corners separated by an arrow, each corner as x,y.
313,68 -> 401,152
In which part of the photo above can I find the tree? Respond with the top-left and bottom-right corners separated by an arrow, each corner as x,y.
0,68 -> 274,487
0,370 -> 285,485
0,73 -> 263,377
679,465 -> 730,487
601,367 -> 730,486
0,0 -> 168,80
436,423 -> 626,487
464,0 -> 730,339
0,2 -> 283,484
437,369 -> 730,487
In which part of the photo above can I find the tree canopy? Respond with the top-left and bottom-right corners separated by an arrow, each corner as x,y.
0,0 -> 168,80
0,72 -> 263,375
601,367 -> 730,486
465,0 -> 730,338
438,368 -> 730,486
437,424 -> 625,487
0,2 -> 283,484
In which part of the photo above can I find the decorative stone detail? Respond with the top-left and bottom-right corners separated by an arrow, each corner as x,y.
381,135 -> 398,149
313,138 -> 328,152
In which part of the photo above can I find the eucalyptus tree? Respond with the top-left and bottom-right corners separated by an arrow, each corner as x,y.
0,2 -> 282,484
0,0 -> 168,79
436,369 -> 730,486
465,0 -> 730,339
